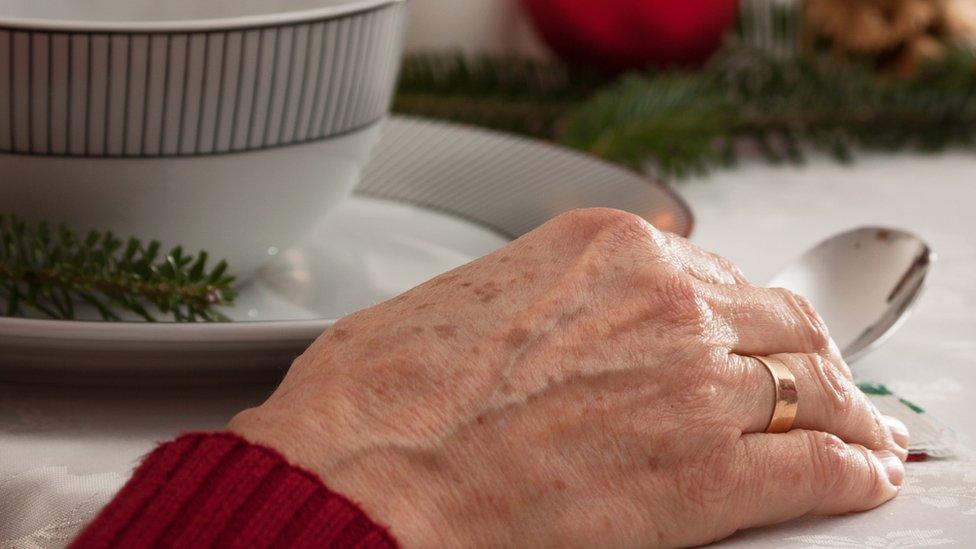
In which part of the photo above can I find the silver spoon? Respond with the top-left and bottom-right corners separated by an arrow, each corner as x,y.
767,227 -> 934,364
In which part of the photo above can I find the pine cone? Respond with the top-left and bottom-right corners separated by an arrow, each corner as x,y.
804,0 -> 976,75
805,0 -> 937,53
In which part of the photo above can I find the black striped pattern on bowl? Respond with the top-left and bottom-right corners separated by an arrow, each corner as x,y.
0,2 -> 405,157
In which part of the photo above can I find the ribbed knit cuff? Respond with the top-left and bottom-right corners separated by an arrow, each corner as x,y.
71,432 -> 397,548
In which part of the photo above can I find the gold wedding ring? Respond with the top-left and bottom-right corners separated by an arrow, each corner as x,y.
751,355 -> 798,433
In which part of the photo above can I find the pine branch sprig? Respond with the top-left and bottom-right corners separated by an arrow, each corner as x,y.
0,215 -> 236,322
394,40 -> 976,180
562,46 -> 976,176
395,53 -> 604,138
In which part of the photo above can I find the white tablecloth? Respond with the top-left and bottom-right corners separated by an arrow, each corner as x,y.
2,151 -> 975,548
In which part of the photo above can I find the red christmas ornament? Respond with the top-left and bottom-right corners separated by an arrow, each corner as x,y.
521,0 -> 740,71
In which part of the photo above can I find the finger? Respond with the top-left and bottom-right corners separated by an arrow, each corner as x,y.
655,231 -> 749,285
728,352 -> 907,460
703,284 -> 830,355
730,430 -> 903,530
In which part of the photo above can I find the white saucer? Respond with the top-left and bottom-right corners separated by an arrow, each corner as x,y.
0,116 -> 692,381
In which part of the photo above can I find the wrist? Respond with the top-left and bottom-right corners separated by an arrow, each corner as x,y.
227,404 -> 335,472
227,404 -> 470,547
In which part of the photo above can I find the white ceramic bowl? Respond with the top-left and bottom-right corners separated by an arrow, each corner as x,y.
0,0 -> 407,280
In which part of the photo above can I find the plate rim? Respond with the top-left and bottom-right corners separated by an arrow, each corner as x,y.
0,315 -> 329,342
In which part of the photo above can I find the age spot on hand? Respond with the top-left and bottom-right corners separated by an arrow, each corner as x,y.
433,325 -> 457,339
473,281 -> 502,303
505,327 -> 531,348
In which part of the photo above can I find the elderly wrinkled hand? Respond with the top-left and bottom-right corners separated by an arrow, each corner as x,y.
229,208 -> 909,547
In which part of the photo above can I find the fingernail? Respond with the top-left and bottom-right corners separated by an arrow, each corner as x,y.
883,415 -> 910,451
874,450 -> 905,486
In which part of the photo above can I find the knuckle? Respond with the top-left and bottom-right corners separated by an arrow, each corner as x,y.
674,350 -> 731,405
556,208 -> 653,240
554,209 -> 668,264
804,354 -> 889,450
711,253 -> 748,282
678,436 -> 739,506
829,442 -> 888,503
858,395 -> 892,449
802,353 -> 860,421
652,273 -> 714,333
806,431 -> 851,497
697,347 -> 736,384
775,288 -> 830,350
859,446 -> 889,501
663,271 -> 704,304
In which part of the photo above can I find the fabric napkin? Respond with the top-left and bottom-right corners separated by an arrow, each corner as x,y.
858,382 -> 959,461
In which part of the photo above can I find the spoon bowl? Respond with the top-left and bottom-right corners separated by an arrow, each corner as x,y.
767,227 -> 934,363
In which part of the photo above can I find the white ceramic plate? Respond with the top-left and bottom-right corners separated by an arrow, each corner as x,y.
0,116 -> 692,381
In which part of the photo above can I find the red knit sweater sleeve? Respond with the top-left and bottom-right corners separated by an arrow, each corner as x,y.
71,432 -> 398,548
